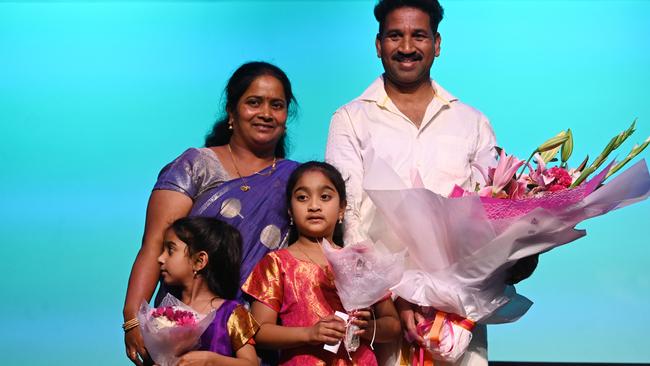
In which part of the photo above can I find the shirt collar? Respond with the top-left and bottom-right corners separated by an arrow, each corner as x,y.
356,75 -> 459,107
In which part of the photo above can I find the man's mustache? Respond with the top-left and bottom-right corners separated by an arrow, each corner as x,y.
393,52 -> 423,62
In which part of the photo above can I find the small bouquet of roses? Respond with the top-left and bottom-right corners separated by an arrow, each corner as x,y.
137,293 -> 215,366
362,120 -> 650,362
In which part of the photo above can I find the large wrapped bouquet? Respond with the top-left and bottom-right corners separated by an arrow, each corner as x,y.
360,122 -> 650,362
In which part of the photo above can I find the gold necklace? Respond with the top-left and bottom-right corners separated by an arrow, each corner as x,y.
227,144 -> 277,192
254,158 -> 278,177
296,243 -> 326,268
192,296 -> 222,315
297,243 -> 334,282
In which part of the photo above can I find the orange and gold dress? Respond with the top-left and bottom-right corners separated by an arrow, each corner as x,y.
242,249 -> 378,366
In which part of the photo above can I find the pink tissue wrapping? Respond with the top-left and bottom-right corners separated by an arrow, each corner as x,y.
363,156 -> 650,323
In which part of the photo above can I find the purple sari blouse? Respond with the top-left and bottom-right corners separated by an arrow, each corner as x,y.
154,148 -> 299,298
199,300 -> 259,356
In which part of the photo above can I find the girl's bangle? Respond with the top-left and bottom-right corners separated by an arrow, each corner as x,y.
122,318 -> 140,333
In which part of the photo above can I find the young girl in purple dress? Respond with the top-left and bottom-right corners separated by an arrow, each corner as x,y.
157,216 -> 258,366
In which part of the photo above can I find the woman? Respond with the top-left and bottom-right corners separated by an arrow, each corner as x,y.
122,61 -> 299,366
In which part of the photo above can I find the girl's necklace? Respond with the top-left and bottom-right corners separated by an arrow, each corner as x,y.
227,144 -> 277,192
297,243 -> 334,282
187,295 -> 220,315
296,242 -> 327,269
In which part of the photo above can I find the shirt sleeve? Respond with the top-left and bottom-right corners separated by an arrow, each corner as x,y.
241,253 -> 283,312
325,108 -> 367,245
227,305 -> 260,351
470,115 -> 498,187
152,148 -> 205,199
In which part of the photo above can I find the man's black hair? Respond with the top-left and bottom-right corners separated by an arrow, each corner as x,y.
374,0 -> 444,36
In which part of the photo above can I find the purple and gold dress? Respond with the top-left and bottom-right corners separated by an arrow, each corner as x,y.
153,147 -> 299,300
242,249 -> 378,366
199,300 -> 259,356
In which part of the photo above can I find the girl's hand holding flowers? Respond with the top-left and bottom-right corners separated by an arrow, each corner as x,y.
350,308 -> 372,337
137,294 -> 216,366
307,314 -> 346,346
175,351 -> 219,366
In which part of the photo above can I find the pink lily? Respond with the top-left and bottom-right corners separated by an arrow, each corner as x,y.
527,153 -> 551,189
506,176 -> 528,199
470,162 -> 499,197
478,185 -> 496,198
490,149 -> 525,196
471,161 -> 494,186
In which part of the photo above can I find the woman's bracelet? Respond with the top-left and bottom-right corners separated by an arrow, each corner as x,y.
122,318 -> 140,333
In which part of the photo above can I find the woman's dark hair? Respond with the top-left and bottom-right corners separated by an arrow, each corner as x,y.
285,161 -> 347,246
204,61 -> 297,158
170,217 -> 242,300
374,0 -> 444,36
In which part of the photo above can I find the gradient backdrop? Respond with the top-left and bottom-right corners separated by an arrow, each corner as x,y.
1,1 -> 649,365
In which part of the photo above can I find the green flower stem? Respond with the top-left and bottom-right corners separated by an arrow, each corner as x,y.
517,151 -> 536,180
569,121 -> 639,188
605,137 -> 650,179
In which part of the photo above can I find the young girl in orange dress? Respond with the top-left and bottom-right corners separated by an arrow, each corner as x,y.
242,161 -> 401,365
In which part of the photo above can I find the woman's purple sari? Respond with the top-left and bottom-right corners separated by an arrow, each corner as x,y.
189,159 -> 298,296
154,148 -> 298,301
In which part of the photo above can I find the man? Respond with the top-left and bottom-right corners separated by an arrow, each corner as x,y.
325,0 -> 536,364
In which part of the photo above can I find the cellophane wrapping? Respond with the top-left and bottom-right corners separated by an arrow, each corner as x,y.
137,293 -> 216,366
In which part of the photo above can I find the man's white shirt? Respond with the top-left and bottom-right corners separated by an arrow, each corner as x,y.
326,76 -> 497,245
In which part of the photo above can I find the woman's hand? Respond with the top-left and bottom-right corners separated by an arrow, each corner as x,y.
123,190 -> 192,365
306,314 -> 346,346
124,327 -> 148,366
350,308 -> 372,336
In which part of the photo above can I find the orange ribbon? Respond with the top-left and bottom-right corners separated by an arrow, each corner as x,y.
408,311 -> 476,366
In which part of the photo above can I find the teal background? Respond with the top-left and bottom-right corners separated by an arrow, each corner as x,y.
1,1 -> 648,364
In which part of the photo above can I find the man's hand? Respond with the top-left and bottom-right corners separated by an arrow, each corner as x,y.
506,254 -> 539,285
395,298 -> 426,347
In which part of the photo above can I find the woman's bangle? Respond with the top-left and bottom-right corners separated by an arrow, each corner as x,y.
122,318 -> 140,333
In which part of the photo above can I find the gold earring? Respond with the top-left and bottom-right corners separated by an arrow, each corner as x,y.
193,270 -> 198,278
228,119 -> 233,130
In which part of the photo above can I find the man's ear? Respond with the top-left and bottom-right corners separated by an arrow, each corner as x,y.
376,34 -> 382,58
